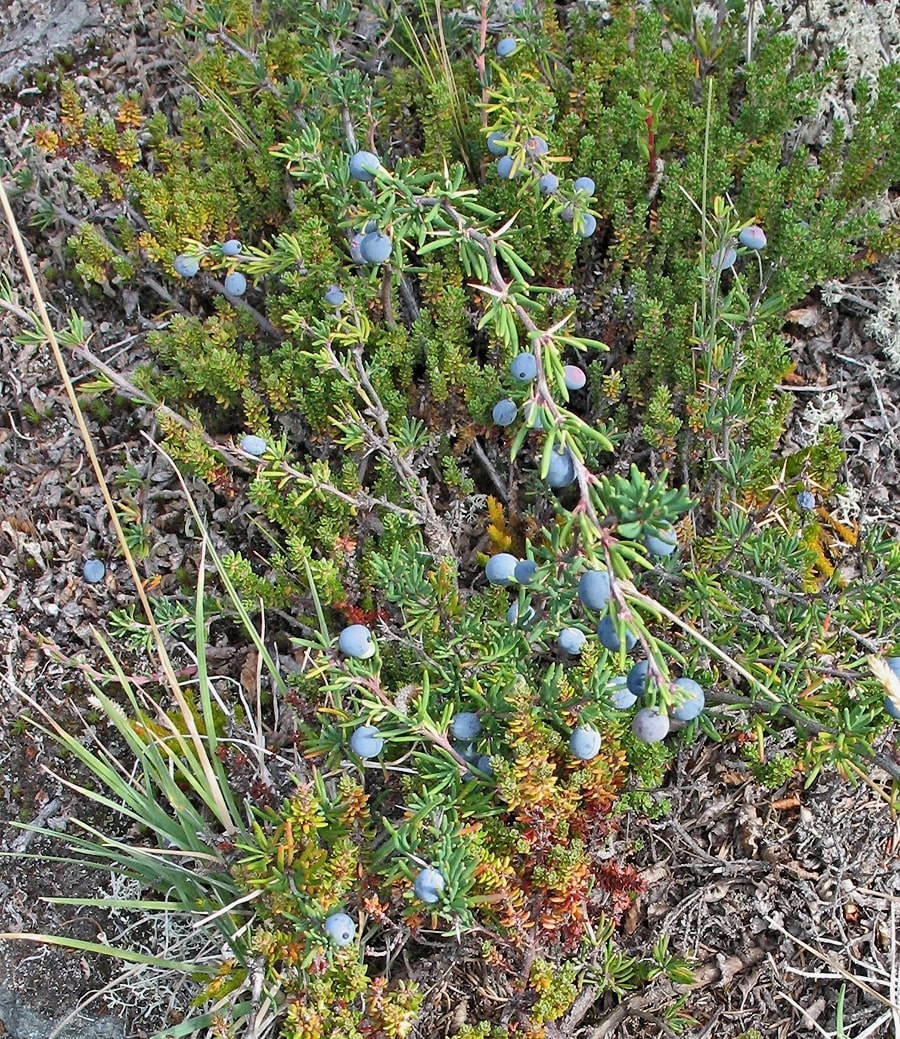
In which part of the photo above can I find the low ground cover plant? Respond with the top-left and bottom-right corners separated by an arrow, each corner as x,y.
4,0 -> 900,1035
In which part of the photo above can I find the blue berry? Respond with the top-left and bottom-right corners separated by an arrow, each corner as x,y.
596,614 -> 637,652
884,696 -> 900,721
711,246 -> 737,271
222,239 -> 242,256
607,676 -> 637,710
324,912 -> 356,946
523,402 -> 544,429
563,364 -> 586,390
475,754 -> 493,775
546,446 -> 576,488
626,660 -> 650,696
524,136 -> 548,158
738,225 -> 767,250
560,206 -> 574,222
325,285 -> 345,306
349,150 -> 381,182
240,434 -> 267,457
578,569 -> 610,611
510,353 -> 537,382
493,398 -> 518,426
644,526 -> 678,557
573,176 -> 595,196
487,131 -> 508,155
670,677 -> 705,721
632,706 -> 670,743
496,155 -> 516,179
796,490 -> 815,511
414,867 -> 445,903
538,172 -> 559,195
82,559 -> 106,584
224,271 -> 247,296
349,233 -> 366,264
577,213 -> 597,238
339,624 -> 375,659
485,552 -> 518,586
350,724 -> 383,758
359,231 -> 392,265
558,627 -> 586,655
507,600 -> 535,626
173,254 -> 199,278
887,657 -> 900,680
569,726 -> 602,760
496,36 -> 517,57
513,559 -> 537,584
451,712 -> 482,740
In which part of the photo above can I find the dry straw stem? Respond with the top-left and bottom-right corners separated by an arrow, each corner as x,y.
0,176 -> 235,832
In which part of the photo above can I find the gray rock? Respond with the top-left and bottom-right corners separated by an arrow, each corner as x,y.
0,987 -> 123,1039
0,2 -> 103,88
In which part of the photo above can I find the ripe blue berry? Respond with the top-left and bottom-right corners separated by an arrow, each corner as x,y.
796,490 -> 815,511
359,231 -> 392,264
224,271 -> 247,296
577,213 -> 597,238
324,912 -> 356,946
350,724 -> 384,758
83,559 -> 106,584
414,867 -> 445,903
546,446 -> 576,488
451,712 -> 482,740
514,559 -> 537,584
644,526 -> 678,557
578,569 -> 611,611
560,206 -> 574,222
523,402 -> 544,429
349,150 -> 381,182
510,353 -> 537,382
325,285 -> 345,306
493,398 -> 518,426
607,676 -> 637,710
573,176 -> 595,196
632,706 -> 670,743
569,726 -> 602,760
558,627 -> 586,655
887,658 -> 900,680
222,239 -> 242,256
626,660 -> 650,696
485,552 -> 518,586
507,600 -> 536,626
476,754 -> 493,775
884,696 -> 900,721
563,364 -> 586,390
339,624 -> 375,659
538,172 -> 559,195
240,434 -> 267,457
596,614 -> 637,652
670,677 -> 705,721
487,131 -> 508,155
711,246 -> 737,271
738,225 -> 767,250
496,155 -> 516,179
349,233 -> 366,264
173,254 -> 199,277
496,36 -> 517,57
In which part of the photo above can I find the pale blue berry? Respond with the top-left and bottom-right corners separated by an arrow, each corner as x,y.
711,246 -> 737,271
632,706 -> 669,743
173,254 -> 199,277
325,285 -> 345,306
563,364 -> 586,390
451,712 -> 482,740
738,225 -> 767,250
671,677 -> 705,721
83,559 -> 106,584
224,271 -> 247,296
577,213 -> 597,238
485,553 -> 518,585
222,239 -> 242,256
573,176 -> 595,196
507,600 -> 536,626
359,231 -> 392,264
546,446 -> 576,488
626,660 -> 650,696
510,353 -> 537,382
884,696 -> 900,721
887,657 -> 900,680
240,434 -> 267,457
644,526 -> 678,557
578,569 -> 610,610
796,490 -> 815,511
607,676 -> 637,710
324,912 -> 356,946
513,559 -> 537,584
496,155 -> 516,179
524,136 -> 548,158
350,724 -> 384,758
539,172 -> 559,195
339,624 -> 375,659
493,398 -> 518,426
597,614 -> 637,652
496,36 -> 517,57
349,150 -> 381,182
558,627 -> 586,655
569,726 -> 602,759
414,867 -> 445,903
487,131 -> 508,155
